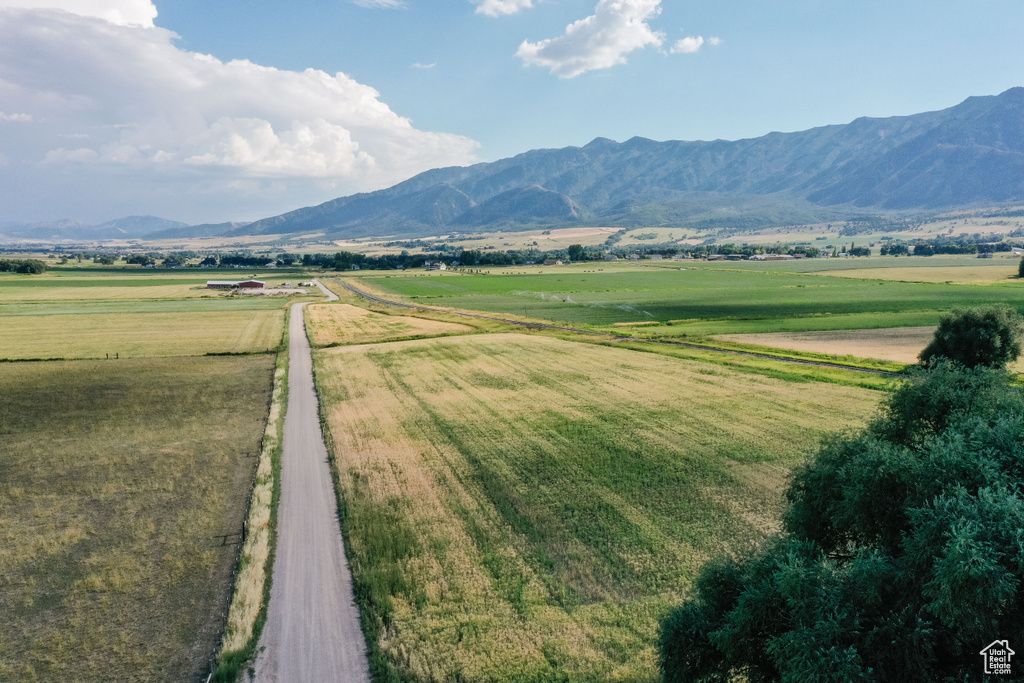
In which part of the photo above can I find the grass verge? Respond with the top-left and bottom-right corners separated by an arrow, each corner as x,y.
213,308 -> 291,682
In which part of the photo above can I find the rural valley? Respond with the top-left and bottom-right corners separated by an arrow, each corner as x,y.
3,2 -> 1024,678
4,234 -> 1024,680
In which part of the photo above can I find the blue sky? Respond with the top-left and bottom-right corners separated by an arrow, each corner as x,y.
0,0 -> 1022,224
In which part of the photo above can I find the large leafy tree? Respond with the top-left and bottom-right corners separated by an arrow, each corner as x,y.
659,361 -> 1024,682
919,305 -> 1023,369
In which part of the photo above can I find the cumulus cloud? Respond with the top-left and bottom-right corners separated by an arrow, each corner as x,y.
0,111 -> 33,122
671,36 -> 702,54
670,35 -> 720,54
516,0 -> 664,78
474,0 -> 535,17
0,3 -> 478,222
0,0 -> 156,26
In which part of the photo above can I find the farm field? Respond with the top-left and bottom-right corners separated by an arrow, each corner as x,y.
0,355 -> 275,682
0,272 -> 308,302
681,254 -> 1021,274
0,309 -> 284,359
306,302 -> 472,346
0,297 -> 291,317
355,265 -> 1024,328
0,269 -> 313,359
715,326 -> 937,364
315,333 -> 880,681
816,264 -> 1019,283
621,310 -> 946,338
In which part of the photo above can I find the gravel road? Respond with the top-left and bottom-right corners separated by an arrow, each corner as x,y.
253,282 -> 371,683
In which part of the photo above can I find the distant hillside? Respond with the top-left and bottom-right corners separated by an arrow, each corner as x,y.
230,87 -> 1024,238
0,215 -> 188,241
146,222 -> 251,240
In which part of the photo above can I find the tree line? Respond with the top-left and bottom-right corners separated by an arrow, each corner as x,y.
0,258 -> 46,273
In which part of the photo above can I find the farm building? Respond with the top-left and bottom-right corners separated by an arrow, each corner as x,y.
206,280 -> 265,290
424,261 -> 447,271
543,259 -> 564,266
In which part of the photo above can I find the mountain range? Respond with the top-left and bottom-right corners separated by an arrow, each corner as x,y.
4,87 -> 1023,243
226,87 -> 1024,239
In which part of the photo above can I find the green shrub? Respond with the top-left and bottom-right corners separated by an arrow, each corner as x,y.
919,304 -> 1023,369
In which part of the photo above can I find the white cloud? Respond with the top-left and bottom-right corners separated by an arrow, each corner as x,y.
516,0 -> 664,78
412,62 -> 437,69
42,147 -> 99,163
0,3 -> 479,222
670,35 -> 720,54
0,0 -> 156,26
0,111 -> 33,122
474,0 -> 535,17
350,0 -> 406,8
671,36 -> 702,54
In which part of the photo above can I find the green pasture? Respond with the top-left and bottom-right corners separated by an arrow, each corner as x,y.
625,310 -> 947,337
682,254 -> 1022,274
357,266 -> 1024,327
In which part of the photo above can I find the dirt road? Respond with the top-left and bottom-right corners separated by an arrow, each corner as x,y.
253,282 -> 370,683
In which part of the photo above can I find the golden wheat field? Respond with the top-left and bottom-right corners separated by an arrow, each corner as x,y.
306,303 -> 472,346
0,310 -> 285,359
315,333 -> 880,681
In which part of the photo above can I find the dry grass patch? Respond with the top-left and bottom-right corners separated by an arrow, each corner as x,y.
306,303 -> 471,346
315,333 -> 879,681
715,326 -> 938,364
0,310 -> 284,359
0,355 -> 274,682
